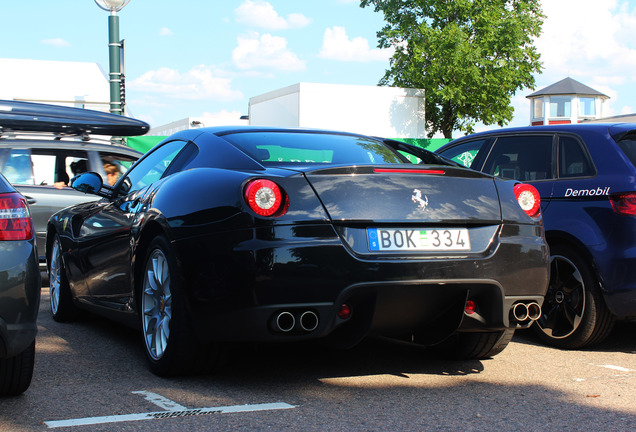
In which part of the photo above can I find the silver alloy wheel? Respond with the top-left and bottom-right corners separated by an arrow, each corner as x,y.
49,238 -> 62,315
536,254 -> 585,339
142,248 -> 173,361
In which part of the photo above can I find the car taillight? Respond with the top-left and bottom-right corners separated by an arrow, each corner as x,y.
0,192 -> 33,241
610,192 -> 636,216
514,183 -> 541,218
244,179 -> 289,217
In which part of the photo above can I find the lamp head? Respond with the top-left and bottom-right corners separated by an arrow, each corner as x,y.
94,0 -> 130,12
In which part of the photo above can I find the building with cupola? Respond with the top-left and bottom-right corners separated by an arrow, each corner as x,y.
526,77 -> 609,126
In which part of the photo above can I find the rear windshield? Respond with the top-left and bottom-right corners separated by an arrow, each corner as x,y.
616,137 -> 636,168
220,132 -> 410,166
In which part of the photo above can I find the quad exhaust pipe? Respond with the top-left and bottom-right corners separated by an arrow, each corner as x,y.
273,310 -> 319,333
511,301 -> 542,323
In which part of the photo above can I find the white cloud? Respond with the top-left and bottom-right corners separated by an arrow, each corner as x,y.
130,65 -> 243,101
536,0 -> 636,84
42,38 -> 70,47
235,0 -> 310,30
232,32 -> 306,71
505,0 -> 636,125
318,26 -> 393,62
159,28 -> 173,36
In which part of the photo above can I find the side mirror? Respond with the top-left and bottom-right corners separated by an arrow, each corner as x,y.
70,172 -> 103,195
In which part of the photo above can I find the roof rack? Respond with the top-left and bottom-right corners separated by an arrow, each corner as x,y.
0,99 -> 149,137
0,130 -> 125,145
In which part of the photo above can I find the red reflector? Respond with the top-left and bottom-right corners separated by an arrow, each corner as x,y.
243,179 -> 288,217
337,304 -> 352,320
610,192 -> 636,216
514,183 -> 541,218
374,168 -> 446,175
0,192 -> 33,241
465,300 -> 477,315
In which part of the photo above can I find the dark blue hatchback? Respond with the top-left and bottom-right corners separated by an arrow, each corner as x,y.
438,123 -> 636,348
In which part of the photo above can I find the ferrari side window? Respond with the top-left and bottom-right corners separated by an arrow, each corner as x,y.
119,140 -> 187,195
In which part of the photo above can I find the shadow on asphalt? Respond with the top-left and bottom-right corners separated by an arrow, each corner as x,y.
512,320 -> 636,354
37,287 -> 636,384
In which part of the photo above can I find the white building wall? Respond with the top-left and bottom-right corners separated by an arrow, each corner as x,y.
249,83 -> 426,138
0,58 -> 110,112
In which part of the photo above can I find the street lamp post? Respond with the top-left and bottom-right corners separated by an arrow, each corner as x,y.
94,0 -> 130,116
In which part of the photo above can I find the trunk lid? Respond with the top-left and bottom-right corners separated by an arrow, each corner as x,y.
304,165 -> 502,224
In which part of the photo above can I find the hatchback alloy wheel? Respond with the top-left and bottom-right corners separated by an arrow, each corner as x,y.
533,244 -> 614,349
537,254 -> 585,339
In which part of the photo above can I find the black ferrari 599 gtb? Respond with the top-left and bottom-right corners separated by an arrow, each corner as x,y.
47,126 -> 549,376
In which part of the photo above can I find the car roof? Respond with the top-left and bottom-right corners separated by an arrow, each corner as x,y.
447,122 -> 636,143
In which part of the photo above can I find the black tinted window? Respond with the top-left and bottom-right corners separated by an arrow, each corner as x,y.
484,135 -> 554,181
222,132 -> 407,165
438,139 -> 488,168
617,137 -> 636,169
559,136 -> 594,178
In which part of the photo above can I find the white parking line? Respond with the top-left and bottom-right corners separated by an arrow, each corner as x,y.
131,390 -> 188,411
597,364 -> 633,372
44,400 -> 296,428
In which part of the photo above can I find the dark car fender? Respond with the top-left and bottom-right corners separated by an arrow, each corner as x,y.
132,167 -> 332,332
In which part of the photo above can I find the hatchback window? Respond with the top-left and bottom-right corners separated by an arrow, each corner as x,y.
483,136 -> 554,181
438,139 -> 488,168
2,149 -> 33,184
558,136 -> 594,178
100,152 -> 137,187
616,137 -> 636,169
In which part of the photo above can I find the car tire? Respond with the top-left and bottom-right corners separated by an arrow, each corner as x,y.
432,329 -> 515,360
0,341 -> 35,396
533,244 -> 615,349
140,236 -> 223,376
49,234 -> 78,322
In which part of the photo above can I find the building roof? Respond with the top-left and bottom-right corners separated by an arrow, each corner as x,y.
526,77 -> 609,99
581,113 -> 636,123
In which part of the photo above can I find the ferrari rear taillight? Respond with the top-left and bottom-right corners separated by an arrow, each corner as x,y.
0,192 -> 33,241
514,183 -> 541,218
610,192 -> 636,216
244,179 -> 289,217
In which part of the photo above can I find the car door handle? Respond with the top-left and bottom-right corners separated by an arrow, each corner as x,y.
24,196 -> 37,205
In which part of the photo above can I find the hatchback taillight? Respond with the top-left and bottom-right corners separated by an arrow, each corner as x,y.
610,192 -> 636,216
0,192 -> 33,241
244,179 -> 289,217
514,183 -> 541,218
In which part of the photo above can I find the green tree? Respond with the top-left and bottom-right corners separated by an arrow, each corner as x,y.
361,0 -> 544,138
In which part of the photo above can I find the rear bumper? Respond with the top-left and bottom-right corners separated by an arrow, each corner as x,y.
0,240 -> 41,358
592,244 -> 636,318
174,222 -> 549,344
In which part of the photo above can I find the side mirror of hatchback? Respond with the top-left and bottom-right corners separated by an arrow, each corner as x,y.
70,172 -> 104,195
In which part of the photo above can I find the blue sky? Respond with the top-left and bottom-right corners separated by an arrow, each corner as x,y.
3,0 -> 636,135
